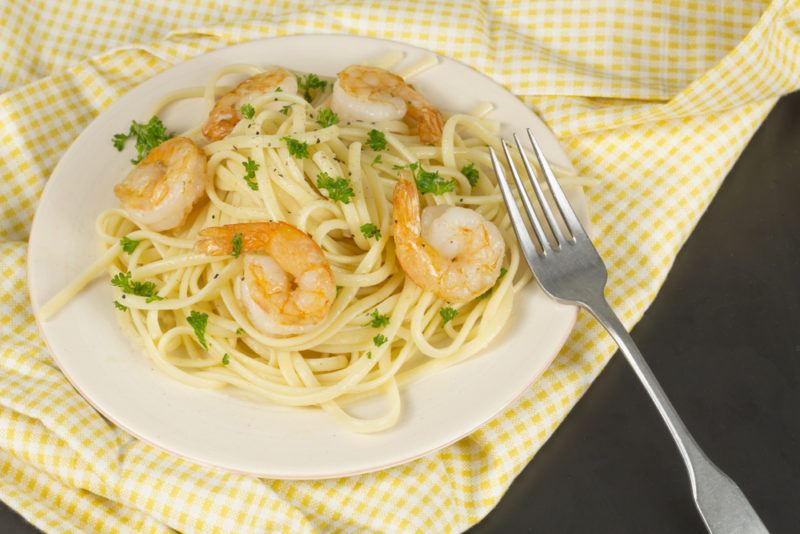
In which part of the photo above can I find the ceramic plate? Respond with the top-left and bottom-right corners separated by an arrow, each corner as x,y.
28,34 -> 585,479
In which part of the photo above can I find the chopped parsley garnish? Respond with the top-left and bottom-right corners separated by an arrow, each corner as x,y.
279,104 -> 293,116
240,103 -> 255,119
222,353 -> 230,365
367,309 -> 390,328
235,327 -> 245,336
297,73 -> 327,102
113,300 -> 128,311
281,136 -> 309,159
316,108 -> 339,128
111,271 -> 163,302
499,266 -> 508,279
186,310 -> 208,349
367,351 -> 373,359
316,172 -> 354,204
120,236 -> 140,254
112,116 -> 173,164
440,306 -> 458,324
411,162 -> 455,195
231,233 -> 243,258
394,161 -> 456,195
461,162 -> 479,187
275,87 -> 283,93
371,154 -> 382,166
360,223 -> 381,240
366,129 -> 387,151
242,158 -> 259,190
373,334 -> 387,347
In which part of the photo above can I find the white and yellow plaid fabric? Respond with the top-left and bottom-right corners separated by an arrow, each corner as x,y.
1,1 -> 799,532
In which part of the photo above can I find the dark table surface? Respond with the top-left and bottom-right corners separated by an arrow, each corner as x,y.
3,93 -> 798,534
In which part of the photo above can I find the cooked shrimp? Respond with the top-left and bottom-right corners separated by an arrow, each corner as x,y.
392,177 -> 505,303
331,65 -> 444,145
114,137 -> 208,232
196,222 -> 336,335
202,67 -> 298,141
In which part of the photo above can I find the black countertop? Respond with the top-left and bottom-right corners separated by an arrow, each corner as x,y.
3,93 -> 799,533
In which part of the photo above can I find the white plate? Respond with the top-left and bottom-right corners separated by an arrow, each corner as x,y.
28,34 -> 585,479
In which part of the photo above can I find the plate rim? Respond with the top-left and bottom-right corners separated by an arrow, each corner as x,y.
27,33 -> 580,479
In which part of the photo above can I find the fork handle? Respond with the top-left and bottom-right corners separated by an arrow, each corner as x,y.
584,297 -> 768,534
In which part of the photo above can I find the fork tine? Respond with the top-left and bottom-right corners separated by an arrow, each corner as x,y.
513,133 -> 566,248
525,128 -> 586,240
489,147 -> 541,259
499,141 -> 551,253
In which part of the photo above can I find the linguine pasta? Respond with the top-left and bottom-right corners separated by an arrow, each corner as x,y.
41,61 -> 588,432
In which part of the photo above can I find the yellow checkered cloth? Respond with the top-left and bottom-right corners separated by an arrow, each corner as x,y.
1,1 -> 798,532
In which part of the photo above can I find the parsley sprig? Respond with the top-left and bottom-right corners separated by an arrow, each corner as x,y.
461,163 -> 479,187
360,223 -> 381,240
366,129 -> 387,151
367,309 -> 390,328
112,116 -> 173,164
440,306 -> 458,324
240,103 -> 255,120
186,310 -> 209,349
396,162 -> 456,195
279,104 -> 293,116
281,136 -> 309,159
120,236 -> 140,254
113,301 -> 128,311
373,334 -> 387,347
316,172 -> 354,204
242,158 -> 259,190
316,108 -> 339,128
297,73 -> 327,102
111,271 -> 163,302
231,233 -> 243,258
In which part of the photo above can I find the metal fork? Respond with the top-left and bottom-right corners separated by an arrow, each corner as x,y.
489,129 -> 768,534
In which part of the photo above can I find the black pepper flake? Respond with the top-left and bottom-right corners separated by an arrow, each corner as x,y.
121,294 -> 126,299
213,274 -> 219,279
211,215 -> 215,219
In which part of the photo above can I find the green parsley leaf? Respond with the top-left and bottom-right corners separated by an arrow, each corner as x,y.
186,310 -> 209,349
235,327 -> 245,336
461,162 -> 479,187
297,73 -> 327,102
242,158 -> 259,190
222,353 -> 230,365
367,309 -> 390,328
113,300 -> 128,311
440,306 -> 458,324
112,116 -> 173,164
316,172 -> 355,204
413,163 -> 455,195
360,223 -> 381,240
373,334 -> 387,347
275,87 -> 283,93
316,108 -> 339,128
240,103 -> 255,120
366,129 -> 387,151
367,351 -> 373,359
279,104 -> 293,116
231,233 -> 243,258
392,163 -> 408,170
371,154 -> 382,166
281,136 -> 309,159
120,236 -> 140,254
499,266 -> 508,279
111,271 -> 163,302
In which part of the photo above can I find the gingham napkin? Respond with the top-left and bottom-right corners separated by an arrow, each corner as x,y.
2,1 -> 799,532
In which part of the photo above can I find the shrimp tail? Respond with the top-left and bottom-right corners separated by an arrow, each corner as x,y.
196,222 -> 274,256
392,177 -> 444,289
408,105 -> 444,145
